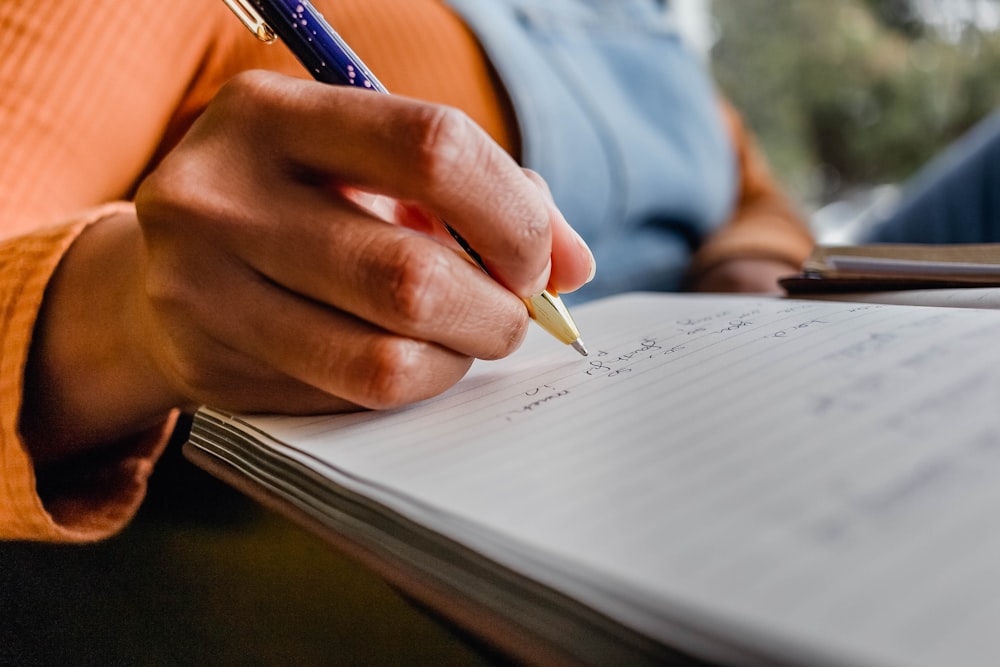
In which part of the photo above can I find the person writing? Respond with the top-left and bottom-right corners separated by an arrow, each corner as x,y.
0,0 -> 813,541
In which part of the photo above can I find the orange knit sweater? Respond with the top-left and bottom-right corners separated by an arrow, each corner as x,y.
0,0 -> 811,541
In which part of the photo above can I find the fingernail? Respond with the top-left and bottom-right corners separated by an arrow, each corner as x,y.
547,198 -> 596,288
581,234 -> 597,284
568,223 -> 597,285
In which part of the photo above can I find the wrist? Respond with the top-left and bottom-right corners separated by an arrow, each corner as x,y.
20,210 -> 183,464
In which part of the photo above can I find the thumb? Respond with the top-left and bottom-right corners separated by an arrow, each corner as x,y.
523,169 -> 596,294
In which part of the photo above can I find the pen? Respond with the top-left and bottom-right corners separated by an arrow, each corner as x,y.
221,0 -> 589,356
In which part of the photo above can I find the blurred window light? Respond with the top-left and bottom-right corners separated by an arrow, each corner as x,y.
673,0 -> 717,56
913,0 -> 1000,39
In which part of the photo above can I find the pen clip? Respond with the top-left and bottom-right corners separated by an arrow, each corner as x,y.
222,0 -> 277,43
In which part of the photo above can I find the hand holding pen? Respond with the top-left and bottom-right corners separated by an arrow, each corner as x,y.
17,0 -> 596,461
224,0 -> 591,355
107,10 -> 596,428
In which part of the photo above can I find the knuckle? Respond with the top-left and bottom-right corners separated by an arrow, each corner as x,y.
381,239 -> 450,329
357,338 -> 425,409
471,293 -> 530,360
483,305 -> 530,360
215,70 -> 283,115
500,178 -> 550,262
510,198 -> 549,262
198,70 -> 290,154
408,105 -> 480,193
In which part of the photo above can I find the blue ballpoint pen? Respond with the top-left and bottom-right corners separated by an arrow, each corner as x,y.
221,0 -> 588,356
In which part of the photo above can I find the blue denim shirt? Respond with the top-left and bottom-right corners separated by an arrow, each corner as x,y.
443,0 -> 737,301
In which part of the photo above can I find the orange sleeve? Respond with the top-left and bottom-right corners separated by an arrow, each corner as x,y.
0,0 -> 513,541
0,0 -> 272,541
0,207 -> 175,541
0,0 -> 509,260
687,100 -> 815,278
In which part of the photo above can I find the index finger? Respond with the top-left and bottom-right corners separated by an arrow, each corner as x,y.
239,72 -> 554,298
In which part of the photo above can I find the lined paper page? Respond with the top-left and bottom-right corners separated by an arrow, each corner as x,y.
243,293 -> 1000,667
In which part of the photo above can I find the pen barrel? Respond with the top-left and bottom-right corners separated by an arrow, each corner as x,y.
525,292 -> 582,345
248,0 -> 388,91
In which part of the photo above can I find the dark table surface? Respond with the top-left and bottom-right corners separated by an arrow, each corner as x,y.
0,420 -> 499,666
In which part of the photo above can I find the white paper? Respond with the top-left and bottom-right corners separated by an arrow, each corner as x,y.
235,293 -> 1000,667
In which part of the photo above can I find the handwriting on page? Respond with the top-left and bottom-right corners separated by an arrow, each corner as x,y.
505,339 -> 687,420
247,293 -> 1000,667
501,301 -> 842,422
586,339 -> 686,376
506,384 -> 572,420
477,297 -> 1000,556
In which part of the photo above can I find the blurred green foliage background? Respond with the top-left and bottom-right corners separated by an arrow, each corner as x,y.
710,0 -> 1000,211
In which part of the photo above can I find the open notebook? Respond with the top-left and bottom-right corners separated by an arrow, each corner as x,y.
185,292 -> 1000,666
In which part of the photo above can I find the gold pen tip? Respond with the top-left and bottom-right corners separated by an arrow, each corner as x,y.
572,339 -> 589,357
